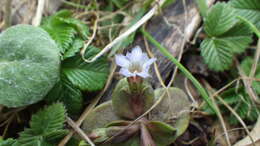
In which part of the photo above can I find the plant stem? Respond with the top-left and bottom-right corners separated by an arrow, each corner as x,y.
141,28 -> 217,113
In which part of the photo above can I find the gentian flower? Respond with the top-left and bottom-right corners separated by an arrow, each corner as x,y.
115,46 -> 156,78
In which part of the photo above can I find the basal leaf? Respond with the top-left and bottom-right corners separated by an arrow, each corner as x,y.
62,46 -> 109,91
0,25 -> 60,107
147,121 -> 177,146
205,2 -> 237,36
200,38 -> 233,71
230,0 -> 260,29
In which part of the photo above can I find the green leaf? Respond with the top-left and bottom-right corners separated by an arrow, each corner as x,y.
147,121 -> 177,146
45,74 -> 83,115
82,101 -> 121,133
17,103 -> 67,145
200,38 -> 233,71
0,138 -> 16,146
205,2 -> 237,36
43,25 -> 76,53
150,87 -> 191,137
62,46 -> 110,91
59,17 -> 89,40
41,10 -> 89,55
0,25 -> 60,107
219,22 -> 252,54
230,0 -> 260,29
64,38 -> 84,59
237,16 -> 260,38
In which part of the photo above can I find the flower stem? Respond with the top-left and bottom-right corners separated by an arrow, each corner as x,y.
141,28 -> 217,113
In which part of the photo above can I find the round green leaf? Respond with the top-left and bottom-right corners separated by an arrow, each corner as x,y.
0,25 -> 60,107
150,87 -> 191,137
82,101 -> 121,133
147,121 -> 176,146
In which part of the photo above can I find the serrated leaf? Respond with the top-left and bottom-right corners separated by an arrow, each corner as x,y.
205,2 -> 237,36
0,25 -> 60,107
42,23 -> 76,54
64,38 -> 84,59
45,75 -> 83,115
17,103 -> 67,145
230,0 -> 260,29
0,138 -> 16,146
219,23 -> 252,53
59,17 -> 89,40
62,46 -> 109,91
200,38 -> 233,71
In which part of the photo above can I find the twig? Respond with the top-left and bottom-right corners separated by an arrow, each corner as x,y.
3,0 -> 13,29
58,63 -> 116,146
66,116 -> 95,146
80,12 -> 99,62
204,79 -> 256,146
249,39 -> 260,86
32,0 -> 45,26
217,97 -> 256,146
143,36 -> 166,88
202,79 -> 232,146
236,59 -> 260,105
83,0 -> 167,63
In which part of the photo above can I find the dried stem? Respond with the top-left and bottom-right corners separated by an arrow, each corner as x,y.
3,0 -> 13,29
32,0 -> 45,26
66,116 -> 95,146
140,122 -> 156,146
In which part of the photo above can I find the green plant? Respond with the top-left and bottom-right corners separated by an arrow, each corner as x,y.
0,25 -> 60,107
82,79 -> 191,146
41,10 -> 89,59
203,57 -> 260,125
42,10 -> 110,115
200,2 -> 253,71
0,103 -> 67,146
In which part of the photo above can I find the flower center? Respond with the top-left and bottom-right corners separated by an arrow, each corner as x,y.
129,63 -> 142,73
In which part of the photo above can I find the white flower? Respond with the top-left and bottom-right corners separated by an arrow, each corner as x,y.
115,46 -> 156,78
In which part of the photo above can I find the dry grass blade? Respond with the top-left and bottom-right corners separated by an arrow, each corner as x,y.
66,116 -> 95,146
202,79 -> 232,146
216,97 -> 256,146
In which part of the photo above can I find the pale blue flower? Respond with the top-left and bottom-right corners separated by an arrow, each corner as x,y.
115,46 -> 156,78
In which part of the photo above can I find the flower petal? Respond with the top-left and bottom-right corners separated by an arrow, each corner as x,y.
130,46 -> 143,62
115,54 -> 130,68
141,53 -> 149,62
119,68 -> 135,77
143,58 -> 156,70
137,71 -> 150,78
